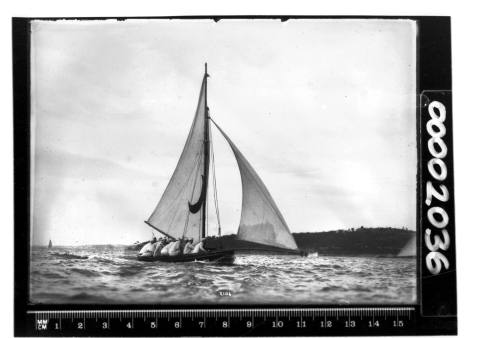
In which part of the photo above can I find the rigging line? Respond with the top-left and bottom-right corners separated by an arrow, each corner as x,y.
209,123 -> 222,237
144,220 -> 176,240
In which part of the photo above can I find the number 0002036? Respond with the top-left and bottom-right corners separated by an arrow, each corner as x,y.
424,100 -> 451,275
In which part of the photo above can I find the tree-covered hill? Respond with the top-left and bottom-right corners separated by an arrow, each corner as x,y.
205,227 -> 415,256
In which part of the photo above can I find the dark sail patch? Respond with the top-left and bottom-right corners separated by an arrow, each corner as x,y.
188,175 -> 207,213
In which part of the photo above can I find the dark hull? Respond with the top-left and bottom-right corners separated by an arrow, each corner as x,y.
137,249 -> 235,264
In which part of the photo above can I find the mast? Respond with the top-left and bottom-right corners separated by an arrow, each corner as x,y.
202,62 -> 210,238
146,66 -> 211,243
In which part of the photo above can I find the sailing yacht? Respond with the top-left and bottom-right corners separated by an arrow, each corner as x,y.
137,64 -> 298,263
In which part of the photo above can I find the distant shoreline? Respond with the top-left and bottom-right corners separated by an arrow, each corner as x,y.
207,227 -> 415,257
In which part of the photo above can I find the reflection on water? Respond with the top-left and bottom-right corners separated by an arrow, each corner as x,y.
30,246 -> 416,304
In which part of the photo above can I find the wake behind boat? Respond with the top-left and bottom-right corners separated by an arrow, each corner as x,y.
137,249 -> 235,264
137,64 -> 299,263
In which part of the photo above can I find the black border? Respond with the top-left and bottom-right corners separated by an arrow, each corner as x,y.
416,17 -> 456,320
13,17 -> 31,336
13,16 -> 455,336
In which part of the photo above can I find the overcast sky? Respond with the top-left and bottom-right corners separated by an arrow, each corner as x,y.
30,19 -> 417,246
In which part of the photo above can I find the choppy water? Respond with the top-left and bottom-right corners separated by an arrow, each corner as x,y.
30,246 -> 416,304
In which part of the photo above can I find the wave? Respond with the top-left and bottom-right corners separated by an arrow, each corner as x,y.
115,264 -> 147,277
320,285 -> 346,292
31,270 -> 65,279
68,292 -> 115,303
50,252 -> 89,260
68,267 -> 101,277
351,285 -> 372,292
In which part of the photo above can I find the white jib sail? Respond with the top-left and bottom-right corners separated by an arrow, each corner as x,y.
147,75 -> 207,243
211,120 -> 298,251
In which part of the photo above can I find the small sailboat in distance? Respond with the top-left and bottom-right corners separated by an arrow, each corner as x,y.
48,240 -> 52,249
138,64 -> 299,263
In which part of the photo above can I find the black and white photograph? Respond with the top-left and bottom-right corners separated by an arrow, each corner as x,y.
27,18 -> 418,306
9,1 -> 500,336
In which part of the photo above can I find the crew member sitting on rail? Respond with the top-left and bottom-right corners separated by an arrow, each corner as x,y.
153,238 -> 167,257
167,239 -> 181,256
160,239 -> 180,256
139,237 -> 157,257
183,238 -> 195,254
160,238 -> 174,256
191,239 -> 207,254
150,238 -> 158,254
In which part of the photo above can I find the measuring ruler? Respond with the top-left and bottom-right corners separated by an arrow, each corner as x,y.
28,307 -> 416,336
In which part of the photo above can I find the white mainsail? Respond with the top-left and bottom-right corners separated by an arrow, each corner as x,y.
211,120 -> 299,251
147,74 -> 208,243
